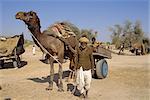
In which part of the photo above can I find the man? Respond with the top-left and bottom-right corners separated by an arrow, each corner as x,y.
91,37 -> 96,44
76,37 -> 94,98
91,37 -> 102,52
32,45 -> 36,55
118,43 -> 125,54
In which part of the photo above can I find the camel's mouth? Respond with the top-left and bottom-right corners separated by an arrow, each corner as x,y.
15,14 -> 23,20
15,15 -> 20,19
15,12 -> 26,20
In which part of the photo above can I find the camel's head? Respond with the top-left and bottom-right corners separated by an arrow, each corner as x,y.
16,11 -> 26,20
15,11 -> 40,28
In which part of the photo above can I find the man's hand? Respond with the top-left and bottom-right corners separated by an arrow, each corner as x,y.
91,69 -> 95,76
73,50 -> 77,56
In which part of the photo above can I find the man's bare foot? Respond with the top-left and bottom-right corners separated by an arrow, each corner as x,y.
80,93 -> 85,98
85,90 -> 88,98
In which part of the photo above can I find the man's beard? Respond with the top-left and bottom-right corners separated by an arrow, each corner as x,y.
81,45 -> 86,49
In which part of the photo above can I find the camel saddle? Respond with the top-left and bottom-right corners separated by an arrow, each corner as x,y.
43,22 -> 76,46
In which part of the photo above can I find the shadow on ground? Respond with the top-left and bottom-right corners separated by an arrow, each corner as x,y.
0,61 -> 27,69
39,59 -> 67,64
27,70 -> 70,86
27,70 -> 82,97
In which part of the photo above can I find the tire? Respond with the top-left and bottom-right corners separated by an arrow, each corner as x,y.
96,59 -> 108,79
0,60 -> 4,68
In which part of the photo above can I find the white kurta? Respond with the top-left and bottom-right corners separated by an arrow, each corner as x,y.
32,46 -> 35,55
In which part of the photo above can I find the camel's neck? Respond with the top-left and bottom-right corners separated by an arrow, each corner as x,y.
26,23 -> 42,38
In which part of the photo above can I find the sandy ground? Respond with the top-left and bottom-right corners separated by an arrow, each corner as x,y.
0,46 -> 150,100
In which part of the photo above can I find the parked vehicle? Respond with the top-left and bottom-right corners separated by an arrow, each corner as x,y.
93,46 -> 111,79
0,34 -> 25,68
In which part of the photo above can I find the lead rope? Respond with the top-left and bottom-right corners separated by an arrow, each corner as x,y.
24,24 -> 62,66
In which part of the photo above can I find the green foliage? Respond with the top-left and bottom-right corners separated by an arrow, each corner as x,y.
106,42 -> 111,45
59,21 -> 97,40
109,24 -> 123,48
80,29 -> 97,40
24,40 -> 33,47
110,20 -> 149,50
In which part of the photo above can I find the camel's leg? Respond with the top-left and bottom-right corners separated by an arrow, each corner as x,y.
72,71 -> 76,82
58,49 -> 64,92
46,57 -> 54,91
67,61 -> 73,82
49,57 -> 54,90
67,71 -> 72,82
56,43 -> 64,92
58,64 -> 64,92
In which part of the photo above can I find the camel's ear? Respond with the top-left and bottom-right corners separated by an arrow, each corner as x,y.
29,11 -> 35,16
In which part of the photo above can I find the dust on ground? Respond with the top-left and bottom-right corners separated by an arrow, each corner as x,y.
0,46 -> 149,100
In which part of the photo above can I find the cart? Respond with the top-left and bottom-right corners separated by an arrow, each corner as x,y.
0,34 -> 25,68
93,46 -> 111,79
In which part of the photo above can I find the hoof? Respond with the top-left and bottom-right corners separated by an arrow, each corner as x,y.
46,86 -> 53,91
58,88 -> 64,92
80,93 -> 85,98
71,91 -> 74,94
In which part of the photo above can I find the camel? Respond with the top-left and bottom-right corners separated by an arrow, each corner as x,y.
130,42 -> 146,55
15,11 -> 78,91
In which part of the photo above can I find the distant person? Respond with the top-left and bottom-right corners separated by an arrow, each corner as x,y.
91,37 -> 96,44
32,45 -> 36,55
119,43 -> 125,54
91,37 -> 101,52
76,36 -> 94,98
91,37 -> 101,47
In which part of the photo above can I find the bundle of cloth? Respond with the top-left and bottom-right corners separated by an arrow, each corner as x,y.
43,22 -> 76,39
0,36 -> 20,57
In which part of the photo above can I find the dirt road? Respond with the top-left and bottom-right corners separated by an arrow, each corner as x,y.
0,46 -> 149,100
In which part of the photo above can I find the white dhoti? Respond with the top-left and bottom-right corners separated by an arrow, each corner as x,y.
76,67 -> 92,94
32,46 -> 35,55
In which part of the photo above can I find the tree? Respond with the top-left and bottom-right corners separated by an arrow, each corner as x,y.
109,24 -> 123,48
133,20 -> 144,44
122,20 -> 134,48
110,20 -> 150,52
80,29 -> 97,40
54,21 -> 97,40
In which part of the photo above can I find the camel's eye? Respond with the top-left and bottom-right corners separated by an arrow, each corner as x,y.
23,13 -> 26,16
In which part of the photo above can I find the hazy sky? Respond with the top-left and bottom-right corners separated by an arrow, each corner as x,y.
0,0 -> 149,42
